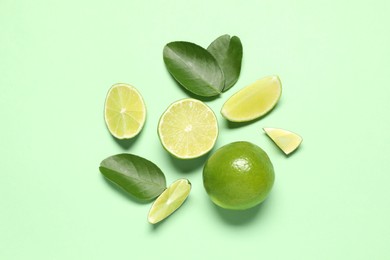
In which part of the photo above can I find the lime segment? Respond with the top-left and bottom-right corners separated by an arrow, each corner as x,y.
104,83 -> 146,139
158,98 -> 218,159
148,179 -> 191,224
263,127 -> 302,155
221,76 -> 282,122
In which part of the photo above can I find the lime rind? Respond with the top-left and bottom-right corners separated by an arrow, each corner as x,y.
203,141 -> 275,210
148,179 -> 191,224
104,83 -> 146,139
263,127 -> 302,155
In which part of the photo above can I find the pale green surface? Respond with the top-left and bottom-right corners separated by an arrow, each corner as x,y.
1,0 -> 389,259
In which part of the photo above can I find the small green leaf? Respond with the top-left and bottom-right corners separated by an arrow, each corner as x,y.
163,41 -> 224,97
99,154 -> 166,201
207,35 -> 243,91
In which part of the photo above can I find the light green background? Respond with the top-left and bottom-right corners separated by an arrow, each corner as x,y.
1,0 -> 389,259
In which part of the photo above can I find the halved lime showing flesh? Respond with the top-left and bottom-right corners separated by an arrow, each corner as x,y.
158,98 -> 218,159
263,127 -> 302,155
104,83 -> 146,139
221,76 -> 282,122
148,179 -> 191,224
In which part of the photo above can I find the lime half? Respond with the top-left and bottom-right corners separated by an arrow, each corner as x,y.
104,83 -> 146,139
158,98 -> 218,159
221,76 -> 282,122
263,127 -> 302,155
148,179 -> 191,224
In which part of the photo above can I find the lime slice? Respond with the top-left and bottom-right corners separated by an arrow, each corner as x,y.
104,83 -> 146,139
221,76 -> 282,122
158,98 -> 218,159
263,127 -> 302,155
148,179 -> 191,224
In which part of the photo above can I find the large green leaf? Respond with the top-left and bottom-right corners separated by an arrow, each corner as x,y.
207,35 -> 243,91
163,41 -> 224,97
99,154 -> 166,201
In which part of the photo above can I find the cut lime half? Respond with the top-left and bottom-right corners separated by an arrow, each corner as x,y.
263,127 -> 302,155
104,83 -> 146,139
221,75 -> 282,122
158,98 -> 218,159
148,179 -> 191,224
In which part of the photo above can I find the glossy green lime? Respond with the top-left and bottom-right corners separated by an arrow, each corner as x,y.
203,141 -> 275,210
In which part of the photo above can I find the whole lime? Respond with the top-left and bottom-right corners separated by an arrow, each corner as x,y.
203,141 -> 275,210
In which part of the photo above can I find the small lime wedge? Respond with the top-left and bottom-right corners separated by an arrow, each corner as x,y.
263,127 -> 302,155
221,76 -> 282,122
158,98 -> 218,159
148,179 -> 191,224
104,83 -> 146,139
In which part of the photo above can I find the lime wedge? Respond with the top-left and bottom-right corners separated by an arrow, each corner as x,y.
221,76 -> 282,122
263,127 -> 302,155
158,98 -> 218,159
104,83 -> 146,139
148,179 -> 191,224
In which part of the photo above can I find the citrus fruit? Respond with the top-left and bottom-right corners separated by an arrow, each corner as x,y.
263,127 -> 302,155
158,98 -> 218,159
203,141 -> 275,210
148,179 -> 191,224
104,83 -> 146,139
221,75 -> 282,122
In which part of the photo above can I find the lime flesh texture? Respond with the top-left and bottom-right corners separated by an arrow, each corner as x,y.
158,98 -> 218,159
148,179 -> 191,224
221,75 -> 282,122
203,141 -> 275,210
263,127 -> 302,155
104,83 -> 146,139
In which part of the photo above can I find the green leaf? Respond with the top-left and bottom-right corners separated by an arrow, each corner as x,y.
99,154 -> 166,201
163,41 -> 224,97
207,35 -> 243,91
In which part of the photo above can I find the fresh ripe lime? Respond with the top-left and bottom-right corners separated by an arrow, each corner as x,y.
221,75 -> 282,122
158,98 -> 218,159
203,141 -> 275,210
104,83 -> 146,139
